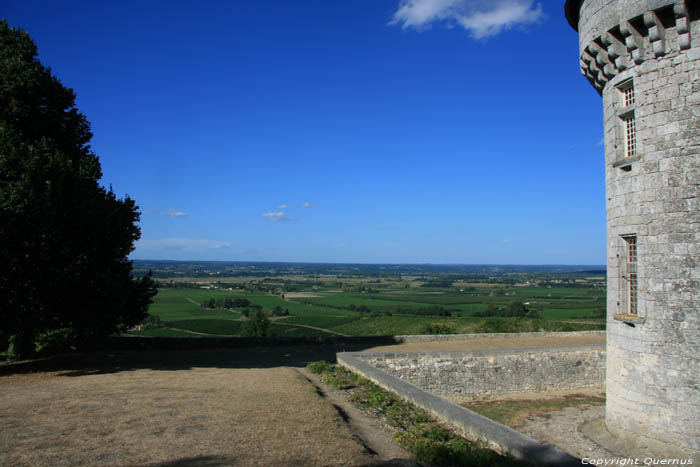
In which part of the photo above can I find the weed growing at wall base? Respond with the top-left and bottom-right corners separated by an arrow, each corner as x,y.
307,361 -> 526,467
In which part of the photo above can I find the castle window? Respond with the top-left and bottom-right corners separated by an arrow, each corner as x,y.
612,79 -> 640,170
623,116 -> 637,157
623,85 -> 634,106
622,235 -> 638,316
619,81 -> 635,107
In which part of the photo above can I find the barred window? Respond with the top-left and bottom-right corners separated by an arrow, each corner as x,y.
622,235 -> 638,316
618,80 -> 635,107
622,85 -> 635,106
616,80 -> 637,161
624,116 -> 637,157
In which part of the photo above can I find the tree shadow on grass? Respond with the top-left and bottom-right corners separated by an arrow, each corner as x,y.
151,456 -> 380,467
0,337 -> 400,377
148,455 -> 238,466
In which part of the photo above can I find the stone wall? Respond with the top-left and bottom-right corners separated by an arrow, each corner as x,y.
395,330 -> 605,343
338,352 -> 582,467
354,345 -> 605,399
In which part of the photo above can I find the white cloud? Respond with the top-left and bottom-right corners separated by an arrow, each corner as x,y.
390,0 -> 544,39
166,208 -> 188,218
262,211 -> 294,222
301,202 -> 312,208
277,204 -> 288,209
136,238 -> 230,251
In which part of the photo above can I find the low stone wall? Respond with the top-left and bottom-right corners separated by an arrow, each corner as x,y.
395,330 -> 605,343
338,353 -> 581,467
355,345 -> 605,399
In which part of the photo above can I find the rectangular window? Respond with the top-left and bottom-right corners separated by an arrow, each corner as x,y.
618,80 -> 635,107
622,235 -> 638,316
623,116 -> 637,157
614,80 -> 639,167
623,85 -> 635,107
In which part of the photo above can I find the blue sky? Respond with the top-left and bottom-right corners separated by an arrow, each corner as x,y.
4,0 -> 605,264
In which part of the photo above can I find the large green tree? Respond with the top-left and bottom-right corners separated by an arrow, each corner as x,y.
242,310 -> 271,337
0,20 -> 156,355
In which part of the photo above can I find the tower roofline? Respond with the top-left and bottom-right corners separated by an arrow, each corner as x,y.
565,0 -> 582,30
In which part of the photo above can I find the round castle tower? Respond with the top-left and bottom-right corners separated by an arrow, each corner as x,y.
565,0 -> 699,457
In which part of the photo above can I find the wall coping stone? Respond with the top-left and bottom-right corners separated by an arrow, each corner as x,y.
354,344 -> 605,359
337,352 -> 582,467
394,331 -> 605,343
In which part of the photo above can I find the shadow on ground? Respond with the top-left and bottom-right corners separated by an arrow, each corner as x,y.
148,456 -> 239,467
0,338 -> 399,377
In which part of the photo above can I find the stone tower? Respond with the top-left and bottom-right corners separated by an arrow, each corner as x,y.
565,0 -> 699,458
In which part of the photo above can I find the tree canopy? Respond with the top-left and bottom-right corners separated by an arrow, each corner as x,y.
242,309 -> 271,337
0,20 -> 156,355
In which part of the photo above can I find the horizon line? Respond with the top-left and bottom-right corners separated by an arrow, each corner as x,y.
131,258 -> 606,268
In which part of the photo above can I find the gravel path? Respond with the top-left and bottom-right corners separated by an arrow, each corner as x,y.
515,404 -> 616,459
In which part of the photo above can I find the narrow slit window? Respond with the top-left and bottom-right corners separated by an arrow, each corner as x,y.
624,116 -> 637,157
622,235 -> 638,316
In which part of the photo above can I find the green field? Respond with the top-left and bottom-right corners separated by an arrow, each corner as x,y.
129,281 -> 605,338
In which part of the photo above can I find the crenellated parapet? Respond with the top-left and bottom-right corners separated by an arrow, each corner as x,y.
573,0 -> 694,93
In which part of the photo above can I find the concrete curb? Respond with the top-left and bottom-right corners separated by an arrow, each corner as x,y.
337,352 -> 582,467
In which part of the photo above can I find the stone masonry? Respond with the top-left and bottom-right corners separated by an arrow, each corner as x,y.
566,0 -> 699,457
356,346 -> 605,399
395,330 -> 604,343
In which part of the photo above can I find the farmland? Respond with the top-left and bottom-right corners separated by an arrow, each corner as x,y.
129,261 -> 606,338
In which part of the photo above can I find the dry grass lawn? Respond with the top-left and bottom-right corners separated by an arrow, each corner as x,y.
0,350 -> 375,466
0,335 -> 606,466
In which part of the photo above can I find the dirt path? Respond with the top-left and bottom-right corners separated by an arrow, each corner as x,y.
185,297 -> 200,306
269,315 -> 292,321
560,320 -> 604,325
167,316 -> 346,338
297,367 -> 419,466
165,327 -> 232,337
275,321 -> 350,337
283,292 -> 322,299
